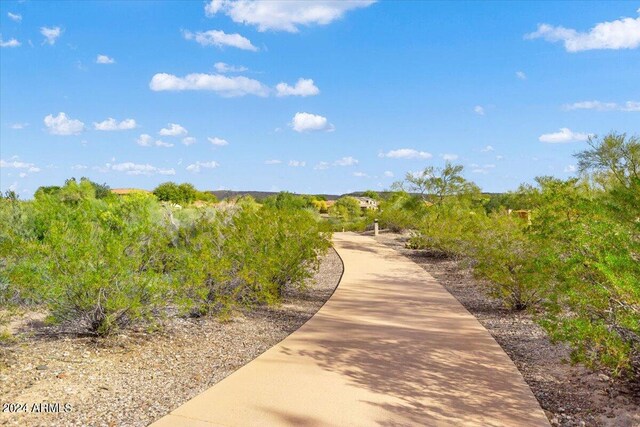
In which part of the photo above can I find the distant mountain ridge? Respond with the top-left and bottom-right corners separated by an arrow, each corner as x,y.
209,190 -> 504,201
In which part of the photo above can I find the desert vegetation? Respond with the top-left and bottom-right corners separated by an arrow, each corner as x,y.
0,180 -> 331,337
368,132 -> 639,379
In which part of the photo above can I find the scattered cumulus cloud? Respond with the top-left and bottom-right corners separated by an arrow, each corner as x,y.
183,29 -> 257,51
205,0 -> 376,33
379,148 -> 432,160
276,78 -> 320,97
149,73 -> 269,97
314,161 -> 330,170
0,35 -> 20,48
470,163 -> 496,174
214,62 -> 248,73
474,105 -> 485,115
186,161 -> 219,173
333,156 -> 358,166
8,12 -> 22,22
564,164 -> 577,173
94,118 -> 136,131
353,172 -> 368,177
109,162 -> 175,175
442,153 -> 458,161
288,160 -> 306,167
182,137 -> 197,146
96,54 -> 115,64
290,112 -> 334,132
525,10 -> 640,52
44,112 -> 84,135
41,26 -> 62,45
481,145 -> 494,152
264,159 -> 282,165
208,136 -> 229,146
563,100 -> 640,112
539,127 -> 591,143
159,123 -> 188,137
205,0 -> 225,16
71,164 -> 88,170
0,159 -> 41,173
516,71 -> 527,80
154,140 -> 174,147
10,123 -> 28,130
383,171 -> 394,177
136,134 -> 153,146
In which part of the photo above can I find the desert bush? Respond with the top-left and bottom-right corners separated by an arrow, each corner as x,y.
377,192 -> 427,232
470,212 -> 551,310
171,204 -> 331,316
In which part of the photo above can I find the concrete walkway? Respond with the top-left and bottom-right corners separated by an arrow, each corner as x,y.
151,233 -> 550,427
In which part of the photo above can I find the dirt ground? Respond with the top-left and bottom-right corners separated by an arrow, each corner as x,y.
374,231 -> 640,427
0,249 -> 343,427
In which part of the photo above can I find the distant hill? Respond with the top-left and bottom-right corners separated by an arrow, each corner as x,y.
210,190 -> 341,201
209,190 -> 504,201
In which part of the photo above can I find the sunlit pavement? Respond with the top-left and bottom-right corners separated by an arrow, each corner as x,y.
151,233 -> 549,427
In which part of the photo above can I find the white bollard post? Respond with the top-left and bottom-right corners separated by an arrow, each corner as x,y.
374,219 -> 379,236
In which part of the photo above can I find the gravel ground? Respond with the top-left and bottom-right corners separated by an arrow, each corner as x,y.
374,231 -> 640,427
0,249 -> 343,427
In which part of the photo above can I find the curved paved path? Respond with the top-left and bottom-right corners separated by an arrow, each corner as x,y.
152,233 -> 550,427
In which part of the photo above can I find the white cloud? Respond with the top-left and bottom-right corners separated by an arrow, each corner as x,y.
214,62 -> 248,73
516,71 -> 527,80
159,123 -> 188,137
136,134 -> 153,146
149,73 -> 269,97
0,35 -> 20,48
208,136 -> 229,146
183,29 -> 257,51
154,140 -> 174,147
94,118 -> 136,131
10,123 -> 28,129
353,171 -> 368,177
276,78 -> 320,97
96,54 -> 115,64
265,159 -> 282,165
205,0 -> 225,16
182,137 -> 197,146
481,145 -> 494,152
8,12 -> 22,22
474,105 -> 485,115
206,0 -> 376,33
288,160 -> 306,167
41,26 -> 62,45
109,162 -> 175,175
44,112 -> 84,135
314,161 -> 330,170
383,170 -> 394,177
564,164 -> 577,173
525,11 -> 640,52
379,148 -> 432,160
470,164 -> 495,174
496,155 -> 504,160
563,100 -> 640,112
0,159 -> 41,173
71,164 -> 88,170
442,153 -> 458,161
333,156 -> 358,166
290,112 -> 334,132
186,160 -> 219,173
539,127 -> 591,143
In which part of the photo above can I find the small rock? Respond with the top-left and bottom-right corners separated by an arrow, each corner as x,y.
56,372 -> 67,379
597,373 -> 610,382
36,364 -> 48,371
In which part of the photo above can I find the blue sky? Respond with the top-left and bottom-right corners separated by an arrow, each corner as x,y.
1,1 -> 639,197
